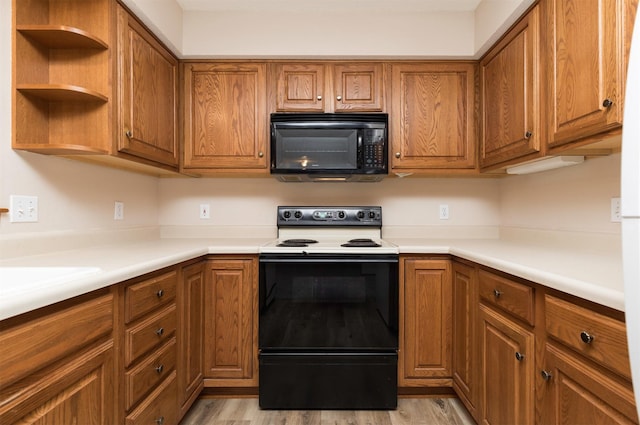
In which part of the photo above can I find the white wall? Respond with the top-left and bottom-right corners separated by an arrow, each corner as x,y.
499,154 -> 622,234
158,177 -> 501,227
0,0 -> 159,237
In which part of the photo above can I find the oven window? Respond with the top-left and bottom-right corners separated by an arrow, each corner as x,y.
273,128 -> 358,170
259,258 -> 398,351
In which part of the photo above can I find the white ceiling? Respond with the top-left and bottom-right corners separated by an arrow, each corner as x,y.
176,0 -> 483,12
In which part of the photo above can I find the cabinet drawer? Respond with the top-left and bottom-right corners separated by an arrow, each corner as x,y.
0,292 -> 113,388
125,304 -> 176,367
478,270 -> 534,325
545,295 -> 631,379
125,270 -> 177,324
126,371 -> 178,425
125,337 -> 177,410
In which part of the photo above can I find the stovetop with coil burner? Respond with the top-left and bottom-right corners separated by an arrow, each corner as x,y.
260,206 -> 398,254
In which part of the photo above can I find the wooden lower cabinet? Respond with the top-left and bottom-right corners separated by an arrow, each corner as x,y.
0,290 -> 116,425
539,343 -> 639,425
399,257 -> 452,387
479,303 -> 535,425
452,261 -> 478,420
177,261 -> 205,418
203,256 -> 258,387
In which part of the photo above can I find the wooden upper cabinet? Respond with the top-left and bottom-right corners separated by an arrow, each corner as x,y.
390,62 -> 477,171
332,63 -> 384,111
480,6 -> 541,169
183,63 -> 268,172
273,62 -> 384,112
543,0 -> 629,149
117,5 -> 179,167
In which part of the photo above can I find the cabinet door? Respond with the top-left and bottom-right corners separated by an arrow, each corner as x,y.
178,262 -> 204,418
0,341 -> 115,425
390,62 -> 476,170
184,63 -> 267,170
452,262 -> 478,420
480,6 -> 541,168
544,0 -> 625,148
117,6 -> 179,167
479,304 -> 534,425
540,343 -> 639,425
274,63 -> 326,111
400,258 -> 452,386
333,63 -> 384,112
203,257 -> 258,386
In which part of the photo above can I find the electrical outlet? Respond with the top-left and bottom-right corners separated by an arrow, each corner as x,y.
9,195 -> 38,223
114,201 -> 124,220
200,204 -> 210,219
439,204 -> 449,220
611,197 -> 621,222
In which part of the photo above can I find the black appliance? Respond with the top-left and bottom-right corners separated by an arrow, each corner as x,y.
270,113 -> 388,182
258,206 -> 399,409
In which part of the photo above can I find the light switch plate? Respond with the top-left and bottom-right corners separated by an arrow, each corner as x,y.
9,195 -> 38,223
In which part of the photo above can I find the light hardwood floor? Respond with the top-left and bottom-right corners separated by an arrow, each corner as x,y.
180,397 -> 476,425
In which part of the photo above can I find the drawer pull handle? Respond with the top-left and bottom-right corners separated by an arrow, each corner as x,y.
155,364 -> 164,374
515,352 -> 525,361
156,327 -> 164,336
337,95 -> 342,101
525,131 -> 532,139
156,416 -> 165,425
156,289 -> 164,298
317,95 -> 322,101
602,98 -> 613,108
540,370 -> 553,381
395,152 -> 401,158
493,289 -> 502,298
580,331 -> 594,344
125,130 -> 133,139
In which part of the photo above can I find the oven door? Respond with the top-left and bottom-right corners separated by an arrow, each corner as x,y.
259,254 -> 399,352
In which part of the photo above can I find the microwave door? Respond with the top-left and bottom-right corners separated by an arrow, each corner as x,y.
273,128 -> 359,172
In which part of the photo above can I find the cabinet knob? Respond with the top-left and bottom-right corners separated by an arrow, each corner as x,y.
395,152 -> 401,158
125,130 -> 133,139
540,370 -> 553,381
156,289 -> 164,298
525,131 -> 532,139
317,95 -> 322,101
156,327 -> 164,336
515,352 -> 525,361
155,364 -> 164,374
336,95 -> 342,101
602,98 -> 613,108
493,288 -> 502,298
156,416 -> 165,425
258,151 -> 264,158
580,331 -> 594,344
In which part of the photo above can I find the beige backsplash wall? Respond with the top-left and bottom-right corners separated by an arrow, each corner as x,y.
498,153 -> 622,234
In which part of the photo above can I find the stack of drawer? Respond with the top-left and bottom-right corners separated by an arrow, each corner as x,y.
124,269 -> 178,425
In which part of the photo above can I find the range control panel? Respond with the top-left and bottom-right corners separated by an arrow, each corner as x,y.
277,206 -> 382,227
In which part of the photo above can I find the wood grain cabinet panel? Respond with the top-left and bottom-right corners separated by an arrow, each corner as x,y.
117,5 -> 179,167
178,261 -> 205,419
479,303 -> 535,425
478,269 -> 535,326
540,343 -> 639,425
452,261 -> 478,421
400,257 -> 452,387
543,0 -> 629,148
183,63 -> 268,172
273,62 -> 384,112
203,257 -> 258,386
390,62 -> 476,171
480,6 -> 541,169
125,269 -> 177,324
124,303 -> 177,367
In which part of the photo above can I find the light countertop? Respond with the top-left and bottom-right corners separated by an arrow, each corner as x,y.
0,231 -> 625,321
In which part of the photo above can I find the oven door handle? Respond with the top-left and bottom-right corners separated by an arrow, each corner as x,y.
259,257 -> 398,264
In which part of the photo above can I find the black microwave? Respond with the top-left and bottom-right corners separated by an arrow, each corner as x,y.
270,113 -> 388,182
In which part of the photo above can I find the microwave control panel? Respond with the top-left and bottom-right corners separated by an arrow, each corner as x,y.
362,129 -> 387,169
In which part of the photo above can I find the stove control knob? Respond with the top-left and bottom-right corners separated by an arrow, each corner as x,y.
294,210 -> 303,219
357,211 -> 365,219
369,211 -> 376,219
338,211 -> 346,219
283,210 -> 291,219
